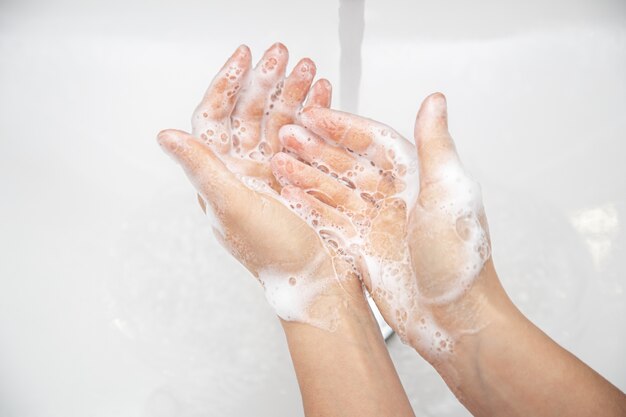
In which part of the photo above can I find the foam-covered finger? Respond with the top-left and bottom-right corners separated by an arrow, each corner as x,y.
157,129 -> 247,205
282,58 -> 316,109
232,43 -> 289,150
236,43 -> 289,119
303,78 -> 332,108
413,93 -> 463,186
263,58 -> 316,152
194,45 -> 251,122
280,185 -> 356,241
279,124 -> 395,196
300,107 -> 405,170
271,152 -> 368,212
279,124 -> 356,173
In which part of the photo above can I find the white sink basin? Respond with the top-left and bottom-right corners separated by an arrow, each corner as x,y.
0,0 -> 624,415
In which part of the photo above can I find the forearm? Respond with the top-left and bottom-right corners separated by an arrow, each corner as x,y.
432,264 -> 626,417
281,291 -> 415,417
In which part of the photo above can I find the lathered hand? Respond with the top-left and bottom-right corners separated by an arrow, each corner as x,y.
273,93 -> 494,361
157,44 -> 360,329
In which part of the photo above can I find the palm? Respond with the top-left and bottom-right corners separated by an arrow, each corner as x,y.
409,180 -> 490,304
270,110 -> 420,341
157,44 -> 353,328
274,94 -> 494,357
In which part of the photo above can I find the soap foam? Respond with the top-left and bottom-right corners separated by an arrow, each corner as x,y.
186,52 -> 491,342
258,251 -> 340,330
187,56 -> 350,330
412,161 -> 491,306
278,120 -> 491,358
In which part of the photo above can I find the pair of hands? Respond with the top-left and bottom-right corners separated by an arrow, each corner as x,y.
157,44 -> 626,417
157,43 -> 494,361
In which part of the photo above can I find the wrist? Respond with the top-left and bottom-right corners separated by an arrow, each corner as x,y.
426,262 -> 530,414
259,253 -> 367,331
279,280 -> 416,417
404,259 -> 512,361
280,281 -> 377,338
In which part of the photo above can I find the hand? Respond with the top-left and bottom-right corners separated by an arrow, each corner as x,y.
157,44 -> 360,329
159,45 -> 418,417
273,92 -> 626,417
190,43 -> 329,190
272,93 -> 495,361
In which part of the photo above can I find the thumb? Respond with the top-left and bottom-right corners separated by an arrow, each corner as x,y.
157,129 -> 247,208
413,93 -> 463,187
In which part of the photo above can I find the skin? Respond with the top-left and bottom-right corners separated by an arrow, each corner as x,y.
157,44 -> 415,417
278,92 -> 626,416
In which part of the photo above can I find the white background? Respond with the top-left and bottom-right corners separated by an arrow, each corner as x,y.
1,0 -> 625,416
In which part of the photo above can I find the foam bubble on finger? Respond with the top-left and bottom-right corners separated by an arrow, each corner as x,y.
194,45 -> 251,123
231,43 -> 289,152
261,58 -> 316,153
191,46 -> 252,155
281,58 -> 317,107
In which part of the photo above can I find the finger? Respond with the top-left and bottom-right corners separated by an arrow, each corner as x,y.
264,58 -> 316,153
236,42 -> 289,119
232,42 -> 289,151
413,92 -> 463,187
304,78 -> 332,108
279,124 -> 395,197
157,129 -> 249,207
300,106 -> 413,170
282,58 -> 317,109
271,152 -> 368,212
191,45 -> 251,155
280,185 -> 356,244
279,124 -> 356,173
194,45 -> 251,122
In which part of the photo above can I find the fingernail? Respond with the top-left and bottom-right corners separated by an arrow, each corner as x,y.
156,130 -> 173,147
235,44 -> 250,57
317,79 -> 331,92
156,130 -> 187,159
271,42 -> 287,52
427,92 -> 447,117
